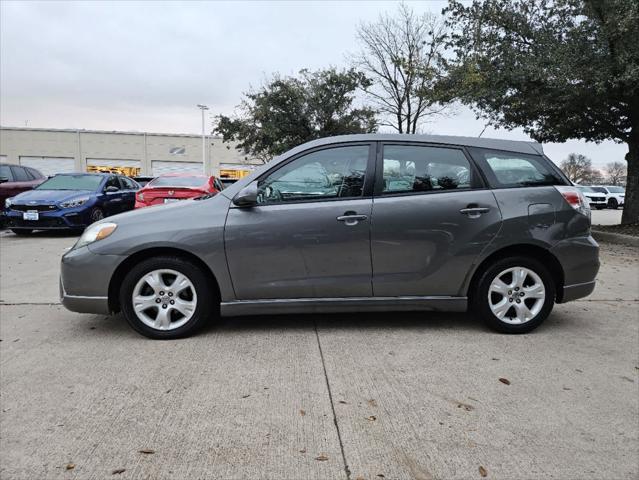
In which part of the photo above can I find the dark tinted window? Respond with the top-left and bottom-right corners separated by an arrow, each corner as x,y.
36,175 -> 103,191
0,165 -> 13,181
607,186 -> 624,193
104,176 -> 120,190
11,166 -> 30,182
257,145 -> 369,204
29,167 -> 45,179
381,145 -> 471,194
590,187 -> 607,193
119,177 -> 138,189
471,148 -> 565,188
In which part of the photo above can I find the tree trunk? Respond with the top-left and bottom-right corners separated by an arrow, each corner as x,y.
621,129 -> 638,225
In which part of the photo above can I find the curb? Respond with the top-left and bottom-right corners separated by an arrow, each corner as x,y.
592,230 -> 639,248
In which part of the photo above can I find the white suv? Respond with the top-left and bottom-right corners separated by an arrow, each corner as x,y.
590,186 -> 625,209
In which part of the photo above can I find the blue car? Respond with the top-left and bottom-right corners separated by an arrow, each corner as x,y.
4,173 -> 139,234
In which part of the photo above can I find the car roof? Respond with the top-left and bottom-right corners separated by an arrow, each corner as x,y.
275,134 -> 545,160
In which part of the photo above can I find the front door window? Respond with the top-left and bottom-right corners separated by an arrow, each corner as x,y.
257,146 -> 369,204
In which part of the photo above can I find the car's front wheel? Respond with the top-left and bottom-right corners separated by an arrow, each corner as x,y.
120,256 -> 215,339
607,198 -> 618,209
473,257 -> 555,334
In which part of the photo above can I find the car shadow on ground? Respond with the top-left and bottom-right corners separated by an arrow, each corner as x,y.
74,309 -> 588,340
0,228 -> 80,239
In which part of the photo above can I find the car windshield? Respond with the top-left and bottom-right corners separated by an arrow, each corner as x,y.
607,186 -> 625,193
35,174 -> 103,191
148,176 -> 205,187
578,186 -> 595,192
590,187 -> 607,193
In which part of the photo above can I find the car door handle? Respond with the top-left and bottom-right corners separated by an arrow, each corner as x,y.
460,206 -> 490,217
337,212 -> 368,225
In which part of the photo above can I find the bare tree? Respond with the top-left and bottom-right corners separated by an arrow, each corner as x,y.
351,3 -> 451,134
604,161 -> 627,186
560,153 -> 599,184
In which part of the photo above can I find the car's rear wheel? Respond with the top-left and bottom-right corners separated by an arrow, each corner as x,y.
607,198 -> 618,209
473,256 -> 555,334
120,256 -> 215,339
11,228 -> 33,235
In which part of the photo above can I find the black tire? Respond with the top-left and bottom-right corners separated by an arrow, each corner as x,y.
607,198 -> 618,209
11,228 -> 33,235
120,256 -> 216,339
90,207 -> 105,223
471,256 -> 555,334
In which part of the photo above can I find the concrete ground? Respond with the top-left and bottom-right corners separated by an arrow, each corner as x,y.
0,230 -> 637,480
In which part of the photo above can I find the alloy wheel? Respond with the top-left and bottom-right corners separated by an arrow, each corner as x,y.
487,266 -> 545,324
131,269 -> 197,331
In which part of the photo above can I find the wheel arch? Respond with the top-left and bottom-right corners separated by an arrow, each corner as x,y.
108,247 -> 221,313
466,244 -> 565,302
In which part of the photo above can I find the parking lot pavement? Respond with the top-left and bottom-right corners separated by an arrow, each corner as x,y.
1,233 -> 638,479
591,208 -> 622,226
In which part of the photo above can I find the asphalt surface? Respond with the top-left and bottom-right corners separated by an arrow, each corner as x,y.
1,229 -> 638,480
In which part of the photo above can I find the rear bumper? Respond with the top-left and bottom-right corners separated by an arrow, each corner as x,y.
561,280 -> 596,303
551,235 -> 600,303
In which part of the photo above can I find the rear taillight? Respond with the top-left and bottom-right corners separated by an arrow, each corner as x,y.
137,192 -> 144,201
555,186 -> 589,216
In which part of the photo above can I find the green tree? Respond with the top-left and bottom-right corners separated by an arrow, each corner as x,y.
443,0 -> 639,224
214,68 -> 377,162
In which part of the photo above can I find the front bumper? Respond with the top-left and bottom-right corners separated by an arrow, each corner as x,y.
5,207 -> 93,230
60,277 -> 110,314
60,245 -> 124,315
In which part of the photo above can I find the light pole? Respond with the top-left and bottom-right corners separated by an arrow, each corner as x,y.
197,104 -> 209,174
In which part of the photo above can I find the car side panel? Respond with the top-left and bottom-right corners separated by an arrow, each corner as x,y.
371,189 -> 502,296
459,186 -> 596,296
87,195 -> 236,302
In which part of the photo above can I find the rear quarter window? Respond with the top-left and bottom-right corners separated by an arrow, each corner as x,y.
469,147 -> 567,188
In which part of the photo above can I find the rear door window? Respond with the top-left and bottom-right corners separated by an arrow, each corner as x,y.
470,148 -> 566,188
11,166 -> 30,182
379,145 -> 473,195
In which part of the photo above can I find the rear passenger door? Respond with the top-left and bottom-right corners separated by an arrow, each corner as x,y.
370,143 -> 501,297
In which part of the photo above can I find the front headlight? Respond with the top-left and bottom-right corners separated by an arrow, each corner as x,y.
5,198 -> 12,209
60,196 -> 90,208
75,222 -> 117,249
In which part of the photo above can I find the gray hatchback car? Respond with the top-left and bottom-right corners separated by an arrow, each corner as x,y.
60,134 -> 599,339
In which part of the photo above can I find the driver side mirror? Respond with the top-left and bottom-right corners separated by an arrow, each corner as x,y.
0,176 -> 9,184
233,181 -> 258,207
105,185 -> 119,193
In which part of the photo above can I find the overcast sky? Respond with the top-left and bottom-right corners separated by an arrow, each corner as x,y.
0,0 -> 627,167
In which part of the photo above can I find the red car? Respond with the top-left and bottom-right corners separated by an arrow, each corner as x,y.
135,173 -> 223,208
1,163 -> 46,209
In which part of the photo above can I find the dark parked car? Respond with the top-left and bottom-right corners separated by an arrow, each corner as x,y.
5,172 -> 139,234
1,163 -> 46,217
60,134 -> 599,339
132,176 -> 155,187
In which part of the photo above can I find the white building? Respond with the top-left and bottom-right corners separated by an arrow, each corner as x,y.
0,126 -> 260,179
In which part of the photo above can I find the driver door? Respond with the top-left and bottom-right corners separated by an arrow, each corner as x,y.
224,143 -> 375,300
